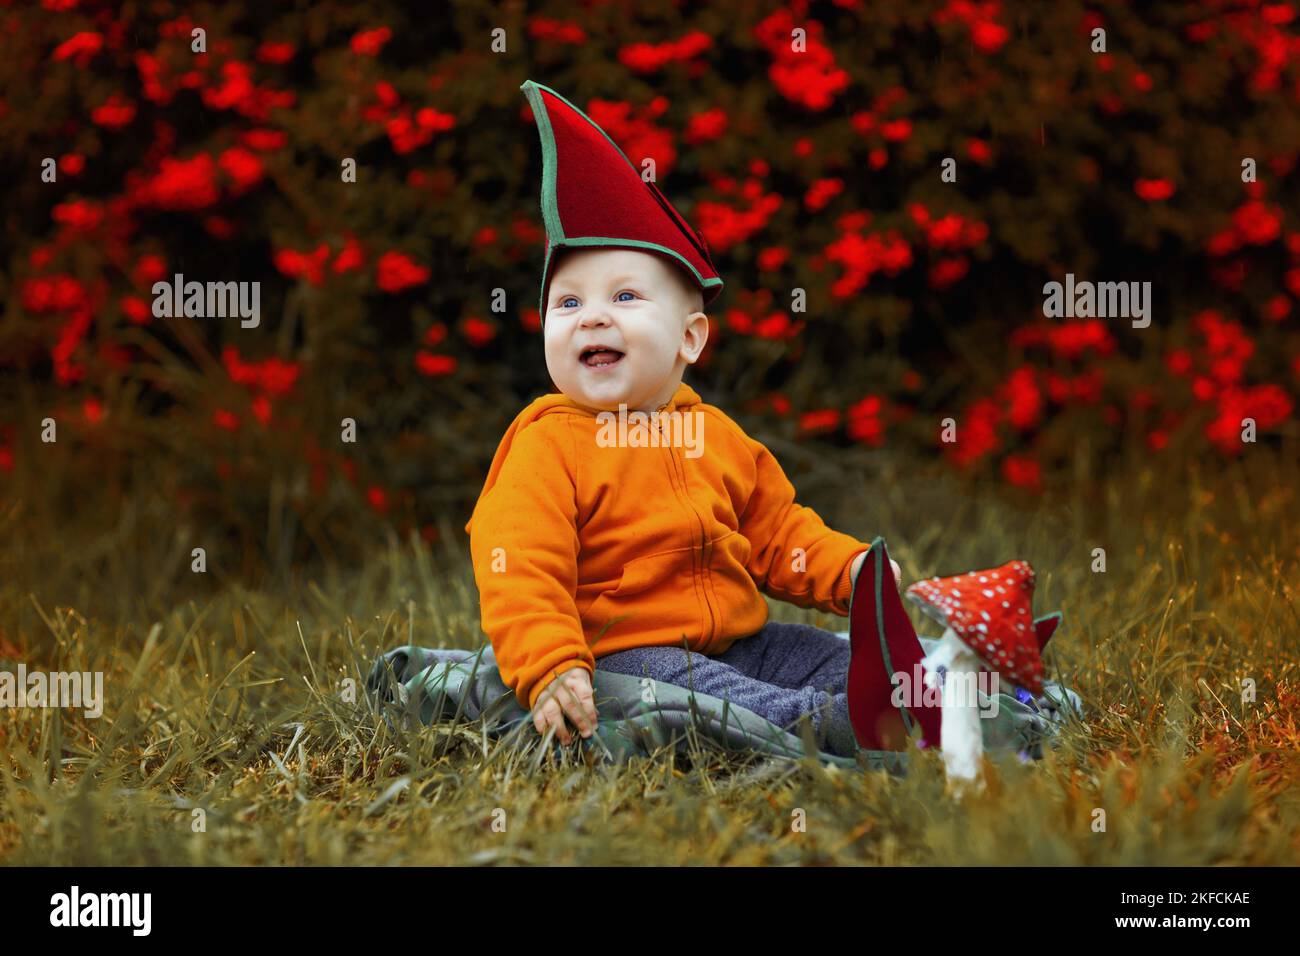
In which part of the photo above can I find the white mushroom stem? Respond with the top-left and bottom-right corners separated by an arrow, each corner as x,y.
920,625 -> 986,790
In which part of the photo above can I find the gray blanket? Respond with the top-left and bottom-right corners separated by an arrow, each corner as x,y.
366,633 -> 1085,772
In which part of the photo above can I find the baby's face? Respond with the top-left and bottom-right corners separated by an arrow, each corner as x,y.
543,248 -> 707,413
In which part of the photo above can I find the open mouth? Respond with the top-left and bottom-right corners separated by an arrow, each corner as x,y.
579,347 -> 625,369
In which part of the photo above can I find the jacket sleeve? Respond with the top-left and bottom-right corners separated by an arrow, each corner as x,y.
735,431 -> 871,617
467,417 -> 594,709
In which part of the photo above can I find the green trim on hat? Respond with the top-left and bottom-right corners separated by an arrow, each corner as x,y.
522,81 -> 567,245
539,237 -> 724,321
539,241 -> 555,319
521,80 -> 723,324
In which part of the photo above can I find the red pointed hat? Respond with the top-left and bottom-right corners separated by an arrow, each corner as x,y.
520,80 -> 724,322
905,560 -> 1046,695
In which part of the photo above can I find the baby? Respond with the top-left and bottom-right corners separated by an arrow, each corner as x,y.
465,244 -> 900,757
464,79 -> 898,759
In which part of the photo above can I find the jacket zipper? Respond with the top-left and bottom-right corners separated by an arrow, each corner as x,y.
661,409 -> 716,650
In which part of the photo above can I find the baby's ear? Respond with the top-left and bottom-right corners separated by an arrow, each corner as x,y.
681,310 -> 709,360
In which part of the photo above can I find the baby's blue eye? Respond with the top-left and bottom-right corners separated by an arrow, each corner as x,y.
557,291 -> 637,308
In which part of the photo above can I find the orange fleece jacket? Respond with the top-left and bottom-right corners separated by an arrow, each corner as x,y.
464,381 -> 872,710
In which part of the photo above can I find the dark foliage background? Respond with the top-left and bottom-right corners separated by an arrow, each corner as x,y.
2,0 -> 1298,588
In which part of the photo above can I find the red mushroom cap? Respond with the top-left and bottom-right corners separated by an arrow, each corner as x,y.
904,559 -> 1045,695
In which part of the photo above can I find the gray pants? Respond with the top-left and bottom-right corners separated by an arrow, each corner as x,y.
595,621 -> 860,757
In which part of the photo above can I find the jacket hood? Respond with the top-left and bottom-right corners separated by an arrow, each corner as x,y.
464,381 -> 701,534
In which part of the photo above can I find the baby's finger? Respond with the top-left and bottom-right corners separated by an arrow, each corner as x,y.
552,677 -> 593,736
547,704 -> 573,744
562,689 -> 596,738
534,699 -> 567,742
576,683 -> 599,734
573,679 -> 598,736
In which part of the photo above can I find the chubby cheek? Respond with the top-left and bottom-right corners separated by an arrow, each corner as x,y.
543,350 -> 574,392
638,334 -> 680,374
542,333 -> 571,372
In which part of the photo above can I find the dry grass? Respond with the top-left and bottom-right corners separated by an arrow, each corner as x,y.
2,444 -> 1298,865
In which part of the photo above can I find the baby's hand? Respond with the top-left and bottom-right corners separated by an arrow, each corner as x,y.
532,667 -> 598,744
850,552 -> 903,592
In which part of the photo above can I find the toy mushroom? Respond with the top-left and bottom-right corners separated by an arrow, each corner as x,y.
905,560 -> 1046,791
